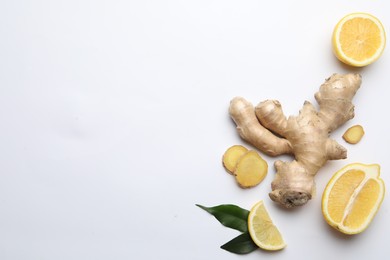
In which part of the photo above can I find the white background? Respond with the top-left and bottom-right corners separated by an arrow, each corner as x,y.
1,1 -> 389,259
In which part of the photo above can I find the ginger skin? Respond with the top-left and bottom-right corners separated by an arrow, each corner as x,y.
229,73 -> 362,208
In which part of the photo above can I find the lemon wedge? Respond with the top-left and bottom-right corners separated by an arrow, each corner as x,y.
247,200 -> 286,250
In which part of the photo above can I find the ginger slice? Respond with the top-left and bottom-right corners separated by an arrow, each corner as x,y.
234,150 -> 268,188
343,125 -> 365,144
222,145 -> 248,174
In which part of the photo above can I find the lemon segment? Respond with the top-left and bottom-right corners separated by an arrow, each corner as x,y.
332,13 -> 386,67
248,201 -> 286,251
322,163 -> 385,235
343,179 -> 381,230
327,169 -> 365,223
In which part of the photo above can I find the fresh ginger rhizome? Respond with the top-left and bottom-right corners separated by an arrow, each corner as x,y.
229,73 -> 362,208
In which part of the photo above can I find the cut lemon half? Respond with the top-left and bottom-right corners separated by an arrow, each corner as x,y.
332,13 -> 386,67
248,200 -> 286,251
322,163 -> 385,235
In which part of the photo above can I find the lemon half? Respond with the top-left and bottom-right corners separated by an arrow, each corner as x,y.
332,13 -> 386,67
322,163 -> 385,235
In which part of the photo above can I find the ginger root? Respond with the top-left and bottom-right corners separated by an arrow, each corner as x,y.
222,146 -> 268,188
343,125 -> 365,144
229,73 -> 362,208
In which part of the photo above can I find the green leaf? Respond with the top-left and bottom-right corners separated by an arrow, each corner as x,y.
220,232 -> 258,254
196,204 -> 249,232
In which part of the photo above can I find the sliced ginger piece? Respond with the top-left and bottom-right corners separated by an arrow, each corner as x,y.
222,145 -> 248,174
343,125 -> 365,144
234,150 -> 268,188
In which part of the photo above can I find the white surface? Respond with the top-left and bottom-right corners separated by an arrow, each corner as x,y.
1,1 -> 389,259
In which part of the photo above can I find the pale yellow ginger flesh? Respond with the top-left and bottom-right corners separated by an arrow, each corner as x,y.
234,150 -> 268,188
229,73 -> 362,208
222,145 -> 248,174
343,125 -> 365,144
